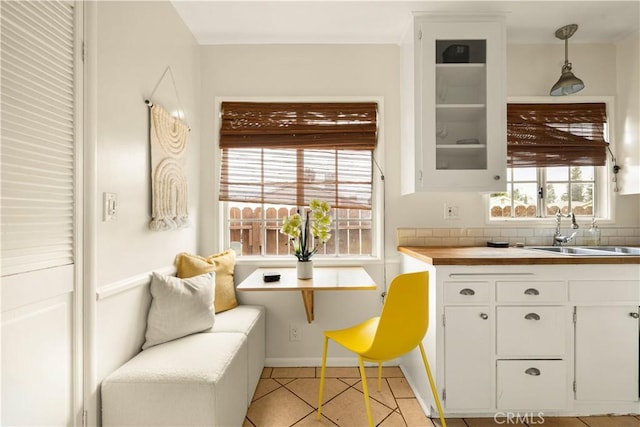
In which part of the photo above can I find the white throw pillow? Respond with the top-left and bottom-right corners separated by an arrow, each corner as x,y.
143,272 -> 216,350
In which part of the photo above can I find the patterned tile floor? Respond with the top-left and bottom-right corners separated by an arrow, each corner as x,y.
243,367 -> 640,427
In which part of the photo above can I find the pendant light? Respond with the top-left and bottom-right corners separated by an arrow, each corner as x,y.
550,24 -> 585,96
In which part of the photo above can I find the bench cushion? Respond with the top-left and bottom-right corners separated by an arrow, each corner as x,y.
211,305 -> 266,405
102,332 -> 248,427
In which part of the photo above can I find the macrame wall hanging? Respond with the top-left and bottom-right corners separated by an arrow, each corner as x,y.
146,66 -> 191,231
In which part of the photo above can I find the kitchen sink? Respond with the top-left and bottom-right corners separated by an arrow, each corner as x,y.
584,246 -> 640,255
527,246 -> 640,256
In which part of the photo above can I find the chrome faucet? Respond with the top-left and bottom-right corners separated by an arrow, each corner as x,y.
553,209 -> 579,246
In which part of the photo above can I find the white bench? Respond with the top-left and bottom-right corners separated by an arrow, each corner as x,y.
101,305 -> 265,426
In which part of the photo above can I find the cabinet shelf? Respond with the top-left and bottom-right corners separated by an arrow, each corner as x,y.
436,144 -> 487,149
436,63 -> 485,84
436,104 -> 486,121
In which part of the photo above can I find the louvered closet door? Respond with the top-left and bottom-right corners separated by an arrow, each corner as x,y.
1,1 -> 81,426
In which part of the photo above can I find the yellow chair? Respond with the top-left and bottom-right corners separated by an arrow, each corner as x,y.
317,271 -> 446,427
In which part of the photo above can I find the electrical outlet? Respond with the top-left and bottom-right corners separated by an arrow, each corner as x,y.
289,324 -> 301,341
444,203 -> 460,220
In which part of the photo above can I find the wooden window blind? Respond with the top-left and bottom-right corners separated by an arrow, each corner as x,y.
507,103 -> 608,168
1,0 -> 76,276
219,102 -> 377,210
219,102 -> 378,150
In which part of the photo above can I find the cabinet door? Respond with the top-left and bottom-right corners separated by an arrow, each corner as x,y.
496,306 -> 566,356
497,360 -> 567,410
416,18 -> 506,191
575,306 -> 639,401
444,306 -> 492,409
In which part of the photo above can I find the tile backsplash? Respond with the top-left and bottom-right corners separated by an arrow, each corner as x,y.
397,227 -> 640,247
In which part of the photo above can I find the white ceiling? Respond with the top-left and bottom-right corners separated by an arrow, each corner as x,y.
171,0 -> 640,45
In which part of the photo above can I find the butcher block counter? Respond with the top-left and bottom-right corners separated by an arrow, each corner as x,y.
398,245 -> 640,265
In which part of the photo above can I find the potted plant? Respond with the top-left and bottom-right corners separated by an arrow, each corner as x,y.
280,199 -> 333,279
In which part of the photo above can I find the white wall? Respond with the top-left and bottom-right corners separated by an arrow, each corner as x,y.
197,40 -> 639,363
91,1 -> 201,422
393,42 -> 640,230
198,45 -> 398,363
615,31 -> 640,196
508,42 -> 640,221
96,1 -> 201,288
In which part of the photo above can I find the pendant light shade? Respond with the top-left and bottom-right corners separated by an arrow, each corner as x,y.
550,24 -> 585,96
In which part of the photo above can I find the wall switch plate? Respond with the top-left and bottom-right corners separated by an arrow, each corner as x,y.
444,203 -> 460,220
103,192 -> 118,221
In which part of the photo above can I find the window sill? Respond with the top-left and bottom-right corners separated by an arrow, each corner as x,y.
486,217 -> 615,226
235,256 -> 382,268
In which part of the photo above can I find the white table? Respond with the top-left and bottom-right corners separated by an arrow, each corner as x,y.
236,267 -> 377,323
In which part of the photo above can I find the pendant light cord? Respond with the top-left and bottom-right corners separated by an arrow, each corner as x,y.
372,155 -> 387,303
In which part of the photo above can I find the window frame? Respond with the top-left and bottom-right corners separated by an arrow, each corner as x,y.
486,96 -> 615,225
214,96 -> 385,266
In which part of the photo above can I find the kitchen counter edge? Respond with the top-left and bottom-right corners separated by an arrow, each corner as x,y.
397,246 -> 640,265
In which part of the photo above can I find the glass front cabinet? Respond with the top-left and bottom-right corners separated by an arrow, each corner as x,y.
413,16 -> 506,191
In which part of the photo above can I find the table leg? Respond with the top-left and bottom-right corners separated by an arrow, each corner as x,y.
301,290 -> 314,323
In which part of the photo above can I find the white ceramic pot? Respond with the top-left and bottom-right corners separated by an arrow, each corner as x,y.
296,260 -> 313,279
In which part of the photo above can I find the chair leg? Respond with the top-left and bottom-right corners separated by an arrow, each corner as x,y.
419,343 -> 447,427
317,336 -> 329,420
358,356 -> 374,427
377,362 -> 383,391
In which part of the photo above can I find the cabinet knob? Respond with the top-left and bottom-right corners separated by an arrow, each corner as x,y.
524,313 -> 541,321
630,312 -> 639,319
525,367 -> 541,376
459,288 -> 475,296
493,175 -> 501,181
524,288 -> 540,296
479,313 -> 488,320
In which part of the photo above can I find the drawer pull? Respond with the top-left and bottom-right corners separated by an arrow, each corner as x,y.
480,313 -> 489,320
524,288 -> 540,296
525,313 -> 541,321
630,312 -> 639,319
459,288 -> 476,296
525,367 -> 541,376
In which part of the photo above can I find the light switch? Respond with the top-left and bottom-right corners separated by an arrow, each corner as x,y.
103,192 -> 118,221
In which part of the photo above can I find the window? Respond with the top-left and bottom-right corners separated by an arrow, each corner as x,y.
219,101 -> 378,257
490,101 -> 611,219
491,166 -> 599,218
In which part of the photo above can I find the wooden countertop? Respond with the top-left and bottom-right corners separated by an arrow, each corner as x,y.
398,246 -> 640,265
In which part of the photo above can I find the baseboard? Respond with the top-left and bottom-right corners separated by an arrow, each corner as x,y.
265,357 -> 401,368
399,363 -> 435,417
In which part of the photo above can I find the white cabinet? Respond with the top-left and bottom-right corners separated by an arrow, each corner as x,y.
443,283 -> 492,409
403,15 -> 506,192
496,306 -> 566,357
497,360 -> 567,410
575,306 -> 639,401
399,259 -> 640,417
571,280 -> 639,402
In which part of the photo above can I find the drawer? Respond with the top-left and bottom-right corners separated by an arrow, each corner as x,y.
497,360 -> 567,410
444,282 -> 489,304
496,306 -> 566,356
496,281 -> 567,303
570,280 -> 639,302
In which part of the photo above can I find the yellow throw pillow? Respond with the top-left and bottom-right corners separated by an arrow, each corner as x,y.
175,250 -> 238,313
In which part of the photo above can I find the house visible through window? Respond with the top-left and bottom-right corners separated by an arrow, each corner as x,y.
490,101 -> 610,219
219,101 -> 378,257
